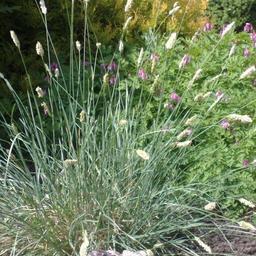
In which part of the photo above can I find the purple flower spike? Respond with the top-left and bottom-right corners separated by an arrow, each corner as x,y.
170,92 -> 181,102
243,48 -> 250,57
50,62 -> 58,72
203,22 -> 213,32
164,103 -> 174,110
244,23 -> 253,33
138,68 -> 148,80
179,54 -> 191,68
243,159 -> 250,167
107,61 -> 118,72
216,91 -> 224,99
220,119 -> 230,129
150,53 -> 160,62
109,76 -> 117,85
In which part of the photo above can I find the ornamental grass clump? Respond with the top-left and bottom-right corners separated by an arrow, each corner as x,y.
1,1 -> 256,255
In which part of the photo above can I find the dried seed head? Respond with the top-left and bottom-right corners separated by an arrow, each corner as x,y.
119,40 -> 124,53
124,0 -> 133,12
41,102 -> 50,116
227,114 -> 252,123
194,236 -> 212,254
175,140 -> 192,148
204,202 -> 216,211
36,41 -> 44,57
39,0 -> 47,15
79,110 -> 86,123
238,198 -> 255,208
165,32 -> 177,50
35,87 -> 45,98
79,230 -> 89,256
10,30 -> 20,49
238,221 -> 256,231
240,66 -> 256,79
228,44 -> 236,57
185,115 -> 199,126
119,119 -> 128,126
76,40 -> 81,51
123,16 -> 132,30
168,5 -> 180,16
64,159 -> 78,167
136,149 -> 150,160
137,48 -> 144,67
221,21 -> 235,38
177,128 -> 192,141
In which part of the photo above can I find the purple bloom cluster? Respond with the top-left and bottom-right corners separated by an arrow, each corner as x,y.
243,48 -> 250,58
203,22 -> 213,32
170,92 -> 181,102
101,61 -> 118,86
220,119 -> 230,130
138,68 -> 148,80
244,23 -> 253,33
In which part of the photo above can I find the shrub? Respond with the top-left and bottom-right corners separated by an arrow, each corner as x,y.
207,0 -> 256,29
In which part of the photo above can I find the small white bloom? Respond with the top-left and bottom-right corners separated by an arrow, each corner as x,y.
194,236 -> 212,254
221,21 -> 235,38
123,16 -> 133,30
228,44 -> 236,57
35,87 -> 45,98
227,114 -> 252,123
165,32 -> 177,50
36,41 -> 44,57
119,40 -> 124,53
10,30 -> 20,49
240,66 -> 256,79
136,149 -> 150,160
188,69 -> 202,88
137,48 -> 144,67
238,198 -> 255,208
204,202 -> 216,211
124,0 -> 133,12
44,63 -> 52,77
39,0 -> 47,15
76,40 -> 81,52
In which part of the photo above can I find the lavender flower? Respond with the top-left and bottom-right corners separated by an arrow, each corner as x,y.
138,68 -> 148,80
215,91 -> 224,99
220,119 -> 230,129
164,103 -> 174,110
220,22 -> 235,38
107,61 -> 118,72
243,48 -> 250,57
243,159 -> 250,167
150,53 -> 160,62
179,54 -> 191,69
50,63 -> 58,72
203,22 -> 213,32
244,23 -> 253,33
170,92 -> 181,102
109,76 -> 117,85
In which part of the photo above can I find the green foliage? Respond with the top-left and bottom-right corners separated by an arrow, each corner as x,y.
207,0 -> 256,29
